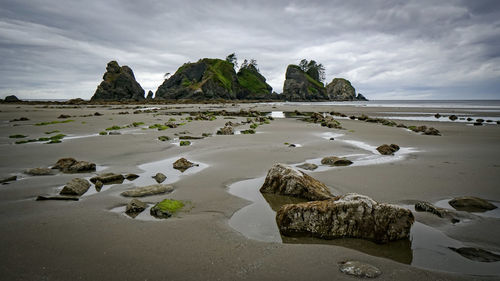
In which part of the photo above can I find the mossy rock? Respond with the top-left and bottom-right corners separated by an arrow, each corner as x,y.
105,125 -> 122,131
241,129 -> 255,134
150,199 -> 185,219
9,134 -> 27,139
158,136 -> 171,141
99,131 -> 108,135
179,140 -> 191,146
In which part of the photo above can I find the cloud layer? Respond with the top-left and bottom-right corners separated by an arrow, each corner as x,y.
1,0 -> 499,100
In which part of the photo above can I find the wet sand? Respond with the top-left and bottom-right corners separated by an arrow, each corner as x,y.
0,102 -> 499,280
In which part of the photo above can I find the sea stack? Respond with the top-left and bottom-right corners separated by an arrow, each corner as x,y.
91,61 -> 145,101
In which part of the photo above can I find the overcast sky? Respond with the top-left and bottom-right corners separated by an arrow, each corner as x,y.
1,0 -> 499,100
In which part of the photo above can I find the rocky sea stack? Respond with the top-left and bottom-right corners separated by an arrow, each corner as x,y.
283,63 -> 367,101
91,61 -> 145,101
155,58 -> 276,100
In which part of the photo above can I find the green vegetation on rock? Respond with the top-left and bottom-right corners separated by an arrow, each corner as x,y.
155,199 -> 184,213
131,122 -> 144,127
35,120 -> 74,126
106,125 -> 122,131
158,136 -> 171,141
99,131 -> 108,135
179,140 -> 191,146
250,123 -> 259,129
15,133 -> 65,144
9,134 -> 27,138
149,124 -> 168,131
237,68 -> 269,94
241,129 -> 255,134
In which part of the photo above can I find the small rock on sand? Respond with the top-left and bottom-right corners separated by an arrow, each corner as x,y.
296,163 -> 318,171
121,184 -> 174,197
126,199 -> 147,217
25,167 -> 54,176
321,156 -> 353,166
376,144 -> 400,155
448,196 -> 497,212
0,175 -> 17,184
90,173 -> 124,184
449,247 -> 500,262
124,174 -> 139,180
338,261 -> 382,278
153,172 -> 167,183
173,158 -> 198,172
216,126 -> 234,135
60,178 -> 91,196
52,158 -> 96,173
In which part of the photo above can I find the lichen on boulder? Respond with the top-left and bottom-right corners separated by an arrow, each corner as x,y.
276,193 -> 414,243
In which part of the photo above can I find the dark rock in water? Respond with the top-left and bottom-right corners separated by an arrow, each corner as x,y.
321,156 -> 353,166
448,196 -> 497,212
338,260 -> 382,278
179,135 -> 204,140
329,137 -> 335,140
146,90 -> 154,100
434,113 -> 441,118
259,163 -> 334,201
173,158 -> 198,172
4,95 -> 20,102
94,112 -> 103,116
283,65 -> 326,101
36,195 -> 79,201
476,118 -> 484,123
276,193 -> 414,243
467,117 -> 473,121
25,167 -> 54,176
288,144 -> 296,147
57,114 -> 71,119
0,175 -> 17,184
449,115 -> 458,121
415,201 -> 449,218
216,126 -> 234,135
10,117 -> 29,122
449,247 -> 500,262
52,158 -> 96,173
108,131 -> 121,135
326,78 -> 357,101
296,163 -> 318,171
121,184 -> 174,197
376,144 -> 400,155
91,61 -> 145,101
349,116 -> 356,120
124,174 -> 139,180
152,172 -> 167,183
90,173 -> 124,184
473,122 -> 483,126
126,199 -> 147,217
60,178 -> 91,196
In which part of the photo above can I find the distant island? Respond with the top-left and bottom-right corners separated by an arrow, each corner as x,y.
90,55 -> 367,102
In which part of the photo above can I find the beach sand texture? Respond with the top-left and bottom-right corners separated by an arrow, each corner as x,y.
0,102 -> 499,280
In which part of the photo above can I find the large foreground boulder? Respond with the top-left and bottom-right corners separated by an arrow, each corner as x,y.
376,144 -> 400,155
259,163 -> 334,201
276,193 -> 414,243
60,178 -> 91,196
91,60 -> 145,101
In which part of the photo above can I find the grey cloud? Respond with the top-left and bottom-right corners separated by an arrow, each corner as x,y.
0,0 -> 499,100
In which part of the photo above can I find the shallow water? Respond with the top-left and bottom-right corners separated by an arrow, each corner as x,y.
228,178 -> 500,276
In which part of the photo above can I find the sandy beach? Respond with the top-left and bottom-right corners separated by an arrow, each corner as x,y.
1,102 -> 499,280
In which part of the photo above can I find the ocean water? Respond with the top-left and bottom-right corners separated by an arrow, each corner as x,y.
264,100 -> 500,109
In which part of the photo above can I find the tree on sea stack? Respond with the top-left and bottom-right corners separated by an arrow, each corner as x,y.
225,53 -> 238,69
91,60 -> 145,101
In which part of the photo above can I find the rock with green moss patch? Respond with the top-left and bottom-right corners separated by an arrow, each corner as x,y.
158,135 -> 171,141
283,65 -> 327,101
9,134 -> 26,139
150,199 -> 185,219
179,140 -> 191,146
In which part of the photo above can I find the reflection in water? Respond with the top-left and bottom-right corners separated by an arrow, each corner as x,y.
228,177 -> 413,264
228,177 -> 500,276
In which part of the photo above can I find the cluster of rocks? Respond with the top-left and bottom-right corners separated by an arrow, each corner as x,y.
52,158 -> 96,173
304,112 -> 343,129
260,163 -> 414,243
